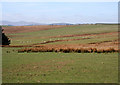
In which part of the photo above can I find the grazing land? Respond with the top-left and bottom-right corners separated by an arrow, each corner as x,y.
2,24 -> 118,83
3,25 -> 118,45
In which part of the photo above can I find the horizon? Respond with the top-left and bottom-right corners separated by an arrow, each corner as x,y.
0,20 -> 118,25
1,2 -> 118,24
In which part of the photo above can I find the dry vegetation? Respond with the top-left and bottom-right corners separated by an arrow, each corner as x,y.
17,40 -> 119,53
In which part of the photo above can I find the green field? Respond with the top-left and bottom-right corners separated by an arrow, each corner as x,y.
2,25 -> 118,83
7,25 -> 118,45
2,47 -> 118,83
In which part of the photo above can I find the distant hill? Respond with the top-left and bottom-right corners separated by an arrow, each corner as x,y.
0,21 -> 74,26
0,21 -> 118,26
49,23 -> 73,25
95,23 -> 118,25
0,21 -> 47,26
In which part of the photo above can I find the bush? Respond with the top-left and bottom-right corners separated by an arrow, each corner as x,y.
0,26 -> 10,45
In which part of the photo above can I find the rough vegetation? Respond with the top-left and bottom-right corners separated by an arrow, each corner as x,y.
18,40 -> 119,53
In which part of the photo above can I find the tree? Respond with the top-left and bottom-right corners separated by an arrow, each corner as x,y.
0,26 -> 10,45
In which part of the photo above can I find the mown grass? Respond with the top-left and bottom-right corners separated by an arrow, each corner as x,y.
2,47 -> 118,83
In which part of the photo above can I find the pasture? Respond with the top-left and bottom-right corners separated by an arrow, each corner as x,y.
2,24 -> 118,83
2,47 -> 118,83
3,24 -> 118,45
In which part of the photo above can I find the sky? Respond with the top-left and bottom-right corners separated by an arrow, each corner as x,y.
1,2 -> 118,24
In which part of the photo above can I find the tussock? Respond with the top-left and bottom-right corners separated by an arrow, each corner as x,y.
18,47 -> 118,53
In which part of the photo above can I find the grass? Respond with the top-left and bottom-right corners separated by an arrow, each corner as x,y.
2,24 -> 118,83
2,47 -> 118,83
8,25 -> 117,36
47,36 -> 118,45
7,25 -> 118,45
10,32 -> 118,45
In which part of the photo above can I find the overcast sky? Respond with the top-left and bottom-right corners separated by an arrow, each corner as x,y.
1,2 -> 118,24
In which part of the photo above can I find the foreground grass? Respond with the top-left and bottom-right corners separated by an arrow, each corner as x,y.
2,47 -> 118,83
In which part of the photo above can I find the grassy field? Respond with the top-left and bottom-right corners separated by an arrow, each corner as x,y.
2,24 -> 118,83
4,24 -> 118,45
2,47 -> 118,83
